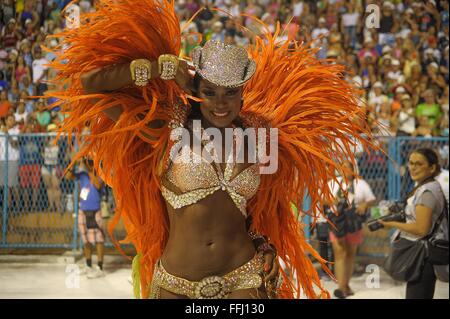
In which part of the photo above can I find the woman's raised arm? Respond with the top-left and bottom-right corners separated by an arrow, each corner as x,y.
80,61 -> 159,122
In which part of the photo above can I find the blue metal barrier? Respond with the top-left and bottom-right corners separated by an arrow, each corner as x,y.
0,133 -> 76,249
1,134 -> 448,253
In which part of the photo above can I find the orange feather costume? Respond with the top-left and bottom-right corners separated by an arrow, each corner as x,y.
44,0 -> 373,299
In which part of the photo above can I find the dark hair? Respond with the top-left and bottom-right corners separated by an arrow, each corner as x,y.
187,73 -> 203,121
410,148 -> 441,177
406,148 -> 442,199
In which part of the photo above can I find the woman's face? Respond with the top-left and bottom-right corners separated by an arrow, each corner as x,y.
408,152 -> 437,183
197,78 -> 243,128
424,91 -> 435,104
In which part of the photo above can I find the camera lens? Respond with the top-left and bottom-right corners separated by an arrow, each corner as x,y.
368,221 -> 383,232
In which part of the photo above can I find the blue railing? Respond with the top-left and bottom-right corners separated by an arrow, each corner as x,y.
1,134 -> 448,251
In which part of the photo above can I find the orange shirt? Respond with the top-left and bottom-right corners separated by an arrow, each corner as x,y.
0,100 -> 11,119
391,100 -> 401,113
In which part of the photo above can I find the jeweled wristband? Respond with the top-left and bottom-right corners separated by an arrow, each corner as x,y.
130,59 -> 152,86
158,54 -> 179,80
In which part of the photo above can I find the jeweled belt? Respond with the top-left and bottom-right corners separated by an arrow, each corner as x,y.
151,253 -> 264,299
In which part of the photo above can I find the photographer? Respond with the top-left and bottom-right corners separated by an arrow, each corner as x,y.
381,148 -> 448,299
327,161 -> 376,298
66,157 -> 106,279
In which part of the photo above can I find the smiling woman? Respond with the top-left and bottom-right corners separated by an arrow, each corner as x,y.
43,0 -> 374,299
382,148 -> 449,299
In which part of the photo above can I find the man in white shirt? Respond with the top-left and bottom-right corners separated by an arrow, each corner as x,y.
0,115 -> 20,211
312,17 -> 329,59
387,59 -> 404,84
292,0 -> 304,18
341,3 -> 360,49
368,81 -> 389,113
32,50 -> 49,96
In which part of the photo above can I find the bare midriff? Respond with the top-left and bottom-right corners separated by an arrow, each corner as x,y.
161,189 -> 256,282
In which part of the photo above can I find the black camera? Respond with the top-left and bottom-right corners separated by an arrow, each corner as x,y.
367,202 -> 406,232
337,198 -> 351,213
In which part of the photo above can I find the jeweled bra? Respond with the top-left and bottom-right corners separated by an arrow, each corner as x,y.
161,120 -> 260,217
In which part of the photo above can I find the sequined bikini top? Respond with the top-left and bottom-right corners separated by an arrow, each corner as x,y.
161,124 -> 261,218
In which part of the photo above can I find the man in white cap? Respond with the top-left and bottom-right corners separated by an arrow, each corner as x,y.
341,1 -> 360,49
411,1 -> 422,18
420,0 -> 439,32
396,94 -> 416,136
424,47 -> 438,61
312,17 -> 329,39
379,1 -> 397,47
391,86 -> 406,114
394,85 -> 406,98
427,62 -> 446,92
210,21 -> 225,42
387,59 -> 404,83
382,45 -> 392,56
312,17 -> 329,60
3,19 -> 20,51
368,81 -> 389,113
405,7 -> 414,16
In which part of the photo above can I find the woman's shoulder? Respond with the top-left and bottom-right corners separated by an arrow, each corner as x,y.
415,180 -> 443,200
239,112 -> 270,129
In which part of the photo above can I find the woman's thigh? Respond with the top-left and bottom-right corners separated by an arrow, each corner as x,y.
331,238 -> 348,257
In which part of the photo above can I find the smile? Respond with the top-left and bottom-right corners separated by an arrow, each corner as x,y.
212,111 -> 230,118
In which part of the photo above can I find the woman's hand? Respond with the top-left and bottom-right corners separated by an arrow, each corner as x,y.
356,202 -> 368,215
263,249 -> 279,282
175,59 -> 195,95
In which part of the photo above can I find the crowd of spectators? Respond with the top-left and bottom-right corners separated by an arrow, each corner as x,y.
0,0 -> 86,212
176,0 -> 449,137
0,0 -> 86,135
